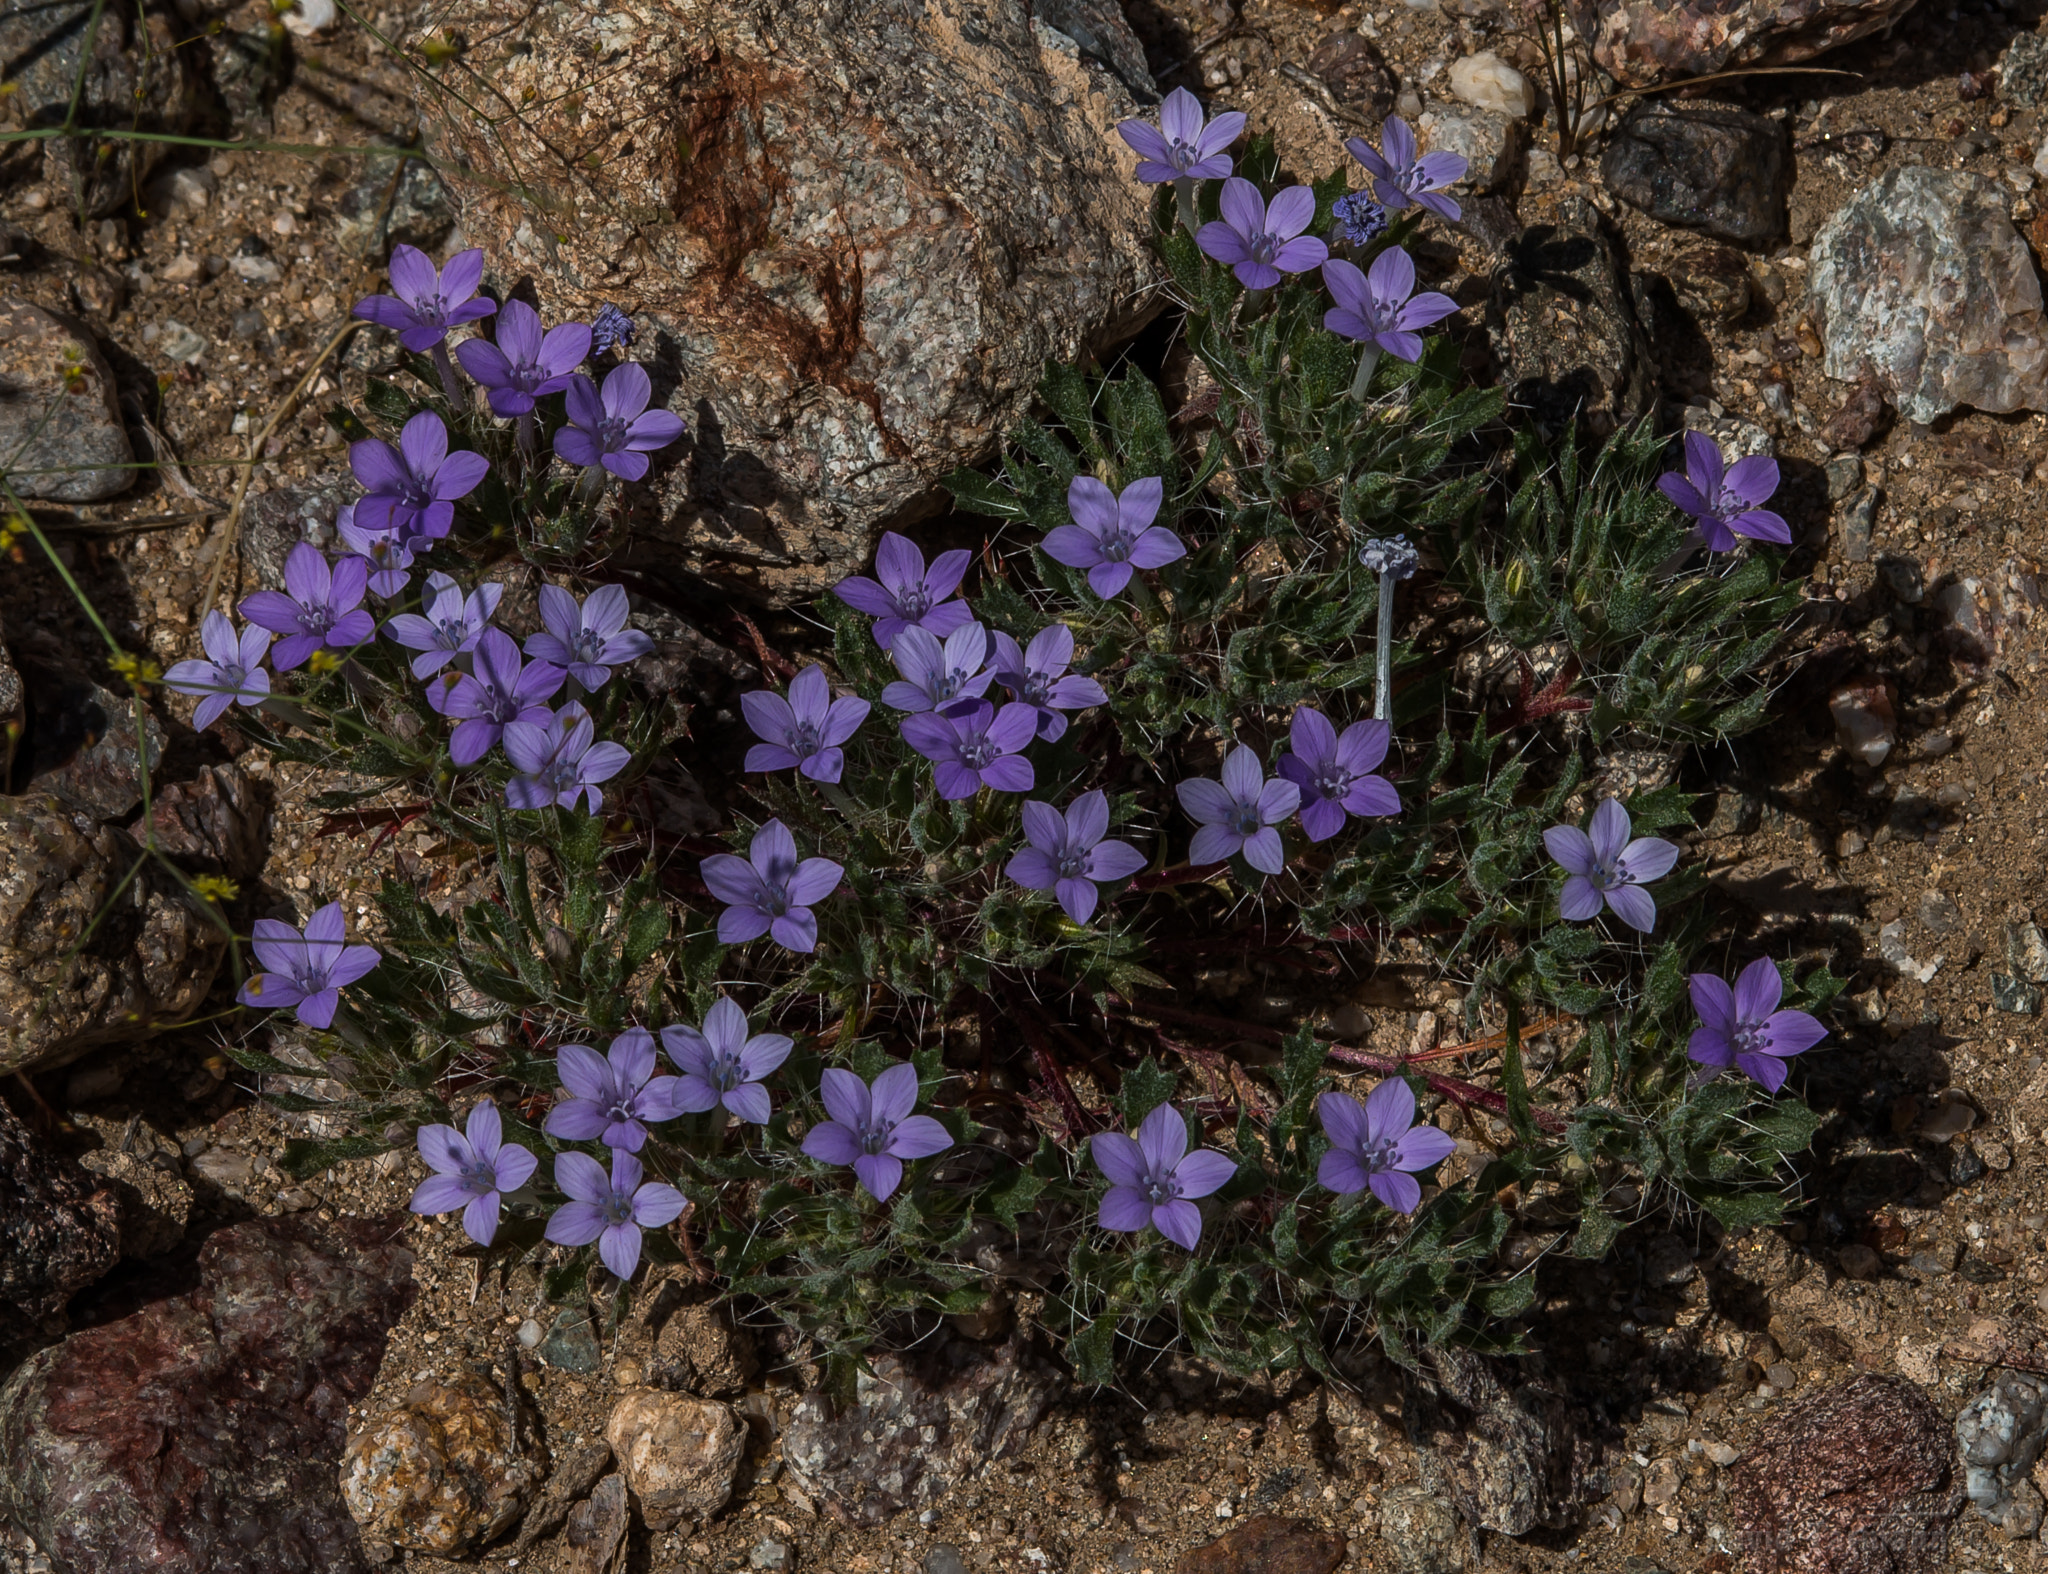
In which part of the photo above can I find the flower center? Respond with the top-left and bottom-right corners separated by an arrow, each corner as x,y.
1589,856 -> 1623,890
481,681 -> 520,722
595,414 -> 631,452
1731,1021 -> 1766,1058
1247,232 -> 1280,266
1143,1171 -> 1182,1205
458,1156 -> 498,1194
1312,765 -> 1353,801
606,1098 -> 636,1126
1168,137 -> 1200,174
290,957 -> 325,991
1055,849 -> 1088,880
539,756 -> 581,795
858,1119 -> 895,1156
787,720 -> 824,756
433,613 -> 470,647
1098,526 -> 1134,563
295,603 -> 336,637
415,290 -> 451,327
931,666 -> 974,703
1228,802 -> 1263,837
894,585 -> 932,620
598,1189 -> 636,1227
1358,1135 -> 1398,1173
568,627 -> 607,665
709,1054 -> 745,1092
957,734 -> 998,770
758,883 -> 791,918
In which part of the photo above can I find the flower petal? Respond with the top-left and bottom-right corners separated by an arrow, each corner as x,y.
1734,956 -> 1784,1022
1173,1148 -> 1235,1200
1604,882 -> 1658,933
1092,1132 -> 1148,1188
853,1152 -> 904,1201
1152,1198 -> 1204,1249
1587,798 -> 1632,865
887,1114 -> 953,1161
803,1120 -> 862,1166
1136,1101 -> 1188,1174
1098,1184 -> 1154,1233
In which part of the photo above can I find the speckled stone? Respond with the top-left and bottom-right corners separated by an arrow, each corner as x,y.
0,303 -> 135,501
339,1371 -> 545,1558
604,1389 -> 746,1530
1173,1516 -> 1346,1574
1576,0 -> 1921,88
0,1093 -> 119,1319
1601,102 -> 1787,244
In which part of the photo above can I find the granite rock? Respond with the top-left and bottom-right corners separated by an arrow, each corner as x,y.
604,1390 -> 746,1530
332,154 -> 457,261
1404,1346 -> 1603,1534
143,762 -> 270,878
2000,30 -> 2048,108
560,1473 -> 632,1574
1601,101 -> 1788,244
73,1112 -> 194,1260
1419,106 -> 1524,194
0,1091 -> 120,1319
1173,1516 -> 1345,1574
1305,28 -> 1399,118
1375,1485 -> 1461,1574
0,302 -> 135,502
1956,1372 -> 2048,1535
1572,0 -> 1922,88
240,475 -> 355,591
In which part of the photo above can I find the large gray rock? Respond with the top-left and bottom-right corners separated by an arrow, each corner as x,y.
1956,1373 -> 2048,1536
1601,101 -> 1787,244
1809,167 -> 2048,424
0,302 -> 135,502
419,0 -> 1158,609
1573,0 -> 1921,88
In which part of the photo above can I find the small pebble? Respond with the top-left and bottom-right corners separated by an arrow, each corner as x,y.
517,1318 -> 543,1349
1704,1441 -> 1740,1466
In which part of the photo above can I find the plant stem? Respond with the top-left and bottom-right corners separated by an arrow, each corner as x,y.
516,408 -> 535,458
1373,569 -> 1395,722
1175,177 -> 1198,234
430,342 -> 464,407
1349,343 -> 1381,403
574,464 -> 608,505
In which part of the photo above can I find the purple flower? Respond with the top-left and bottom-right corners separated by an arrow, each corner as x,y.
700,818 -> 843,953
1316,1080 -> 1455,1213
590,304 -> 635,356
453,299 -> 591,418
544,1149 -> 687,1282
164,610 -> 270,729
990,624 -> 1106,742
1197,179 -> 1329,290
522,583 -> 653,690
900,700 -> 1037,800
1322,249 -> 1459,364
881,622 -> 993,714
1331,190 -> 1389,246
504,701 -> 631,814
1358,536 -> 1420,578
661,998 -> 793,1125
553,364 -> 687,482
1042,476 -> 1185,600
410,1101 -> 538,1247
1006,791 -> 1147,925
428,627 -> 565,765
742,664 -> 871,783
1091,1102 -> 1236,1250
335,500 -> 420,599
1656,432 -> 1791,553
1346,116 -> 1467,223
1176,744 -> 1300,875
1687,958 -> 1828,1093
385,571 -> 502,678
801,1063 -> 953,1202
1276,708 -> 1399,843
350,244 -> 495,352
545,1029 -> 685,1153
236,900 -> 381,1029
1542,797 -> 1680,933
238,542 -> 375,671
833,531 -> 975,650
1115,86 -> 1247,184
350,410 -> 489,543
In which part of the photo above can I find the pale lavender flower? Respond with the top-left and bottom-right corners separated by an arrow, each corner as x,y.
1116,86 -> 1246,183
1543,797 -> 1680,933
1321,249 -> 1459,363
1091,1102 -> 1236,1250
544,1149 -> 687,1281
385,571 -> 502,678
335,500 -> 420,598
350,410 -> 488,543
833,531 -> 975,650
238,542 -> 375,671
553,364 -> 687,482
428,627 -> 565,765
523,583 -> 653,690
503,701 -> 631,814
1688,958 -> 1827,1093
1006,791 -> 1146,925
453,299 -> 591,418
899,700 -> 1037,800
1316,1080 -> 1455,1213
1176,744 -> 1300,875
164,610 -> 270,729
801,1063 -> 953,1202
990,625 -> 1106,742
1656,431 -> 1790,553
350,244 -> 495,352
544,1029 -> 685,1153
1276,708 -> 1399,843
410,1101 -> 538,1247
742,664 -> 870,783
700,818 -> 844,953
236,900 -> 380,1029
1346,116 -> 1467,222
881,622 -> 993,714
590,304 -> 635,356
662,998 -> 793,1126
1330,190 -> 1388,246
1197,178 -> 1329,290
1042,476 -> 1185,600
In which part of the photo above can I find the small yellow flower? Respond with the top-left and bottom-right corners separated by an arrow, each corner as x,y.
107,649 -> 161,689
192,875 -> 241,904
246,975 -> 264,996
306,647 -> 343,675
419,32 -> 462,65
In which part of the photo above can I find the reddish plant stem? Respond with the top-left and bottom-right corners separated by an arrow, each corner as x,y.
1006,985 -> 1097,1137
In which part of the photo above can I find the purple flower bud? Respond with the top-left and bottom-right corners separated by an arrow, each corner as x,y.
523,584 -> 653,691
833,531 -> 974,651
453,299 -> 591,418
1656,431 -> 1790,553
661,998 -> 792,1126
384,571 -> 501,678
1115,87 -> 1246,184
350,244 -> 496,352
1006,791 -> 1147,925
411,1102 -> 538,1247
1042,476 -> 1185,601
503,701 -> 632,814
1330,191 -> 1388,246
1315,1080 -> 1455,1213
1196,179 -> 1329,291
1091,1102 -> 1236,1249
553,364 -> 687,482
335,500 -> 419,598
801,1063 -> 953,1202
350,410 -> 488,544
741,664 -> 870,784
899,699 -> 1037,800
990,624 -> 1106,742
1321,249 -> 1459,364
238,542 -> 375,671
700,819 -> 844,953
545,1029 -> 686,1153
881,622 -> 993,714
544,1149 -> 686,1281
1276,708 -> 1399,842
236,901 -> 381,1029
590,304 -> 635,356
428,627 -> 565,766
1346,116 -> 1467,223
1175,744 -> 1300,875
1542,797 -> 1680,933
163,610 -> 270,729
1687,958 -> 1827,1093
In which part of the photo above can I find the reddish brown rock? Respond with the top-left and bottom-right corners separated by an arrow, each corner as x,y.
339,1371 -> 545,1558
1173,1515 -> 1346,1574
1572,0 -> 1922,89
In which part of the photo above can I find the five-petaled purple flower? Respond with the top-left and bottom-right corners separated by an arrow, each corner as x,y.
410,1102 -> 538,1247
742,664 -> 871,783
164,610 -> 270,729
700,818 -> 844,953
1321,250 -> 1459,364
1116,86 -> 1246,184
1177,743 -> 1301,875
1007,791 -> 1147,925
350,244 -> 496,352
900,700 -> 1037,800
1043,476 -> 1185,600
802,1063 -> 953,1202
881,622 -> 992,714
336,500 -> 420,599
1316,1080 -> 1455,1213
545,1149 -> 687,1282
428,627 -> 564,765
662,998 -> 793,1126
1543,797 -> 1680,934
524,583 -> 653,690
1091,1102 -> 1236,1250
350,410 -> 488,543
503,701 -> 631,814
833,531 -> 975,650
454,299 -> 591,418
545,1029 -> 685,1153
554,364 -> 687,482
236,900 -> 381,1029
1197,179 -> 1329,291
1346,116 -> 1467,223
386,571 -> 501,678
1687,958 -> 1828,1093
239,542 -> 375,671
1277,708 -> 1399,843
990,625 -> 1106,742
1656,432 -> 1791,553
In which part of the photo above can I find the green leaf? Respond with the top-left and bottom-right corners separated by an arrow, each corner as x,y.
1067,1316 -> 1119,1387
278,1134 -> 391,1179
1117,1057 -> 1178,1127
621,902 -> 669,970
